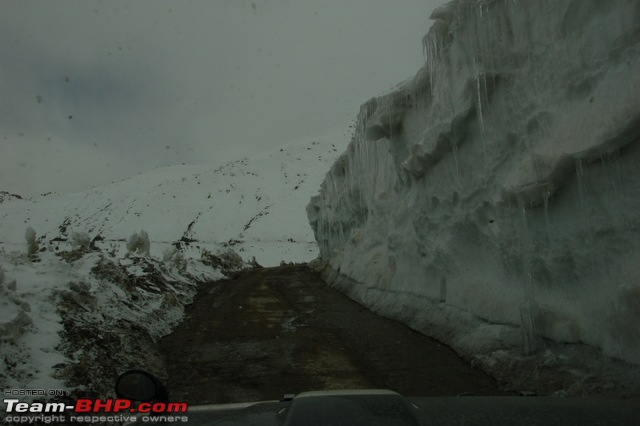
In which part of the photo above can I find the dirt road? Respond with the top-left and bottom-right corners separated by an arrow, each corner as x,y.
160,264 -> 512,404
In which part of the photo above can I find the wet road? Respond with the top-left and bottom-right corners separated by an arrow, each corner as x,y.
160,264 -> 512,404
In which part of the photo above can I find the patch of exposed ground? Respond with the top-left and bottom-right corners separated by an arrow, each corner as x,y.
161,264 -> 513,404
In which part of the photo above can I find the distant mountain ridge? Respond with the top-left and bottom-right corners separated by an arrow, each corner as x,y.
0,125 -> 349,266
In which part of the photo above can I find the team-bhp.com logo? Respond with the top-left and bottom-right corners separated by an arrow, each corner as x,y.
3,390 -> 188,424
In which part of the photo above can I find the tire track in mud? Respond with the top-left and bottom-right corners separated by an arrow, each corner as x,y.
160,264 -> 512,404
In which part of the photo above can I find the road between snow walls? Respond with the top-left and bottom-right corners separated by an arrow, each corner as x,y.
160,264 -> 515,404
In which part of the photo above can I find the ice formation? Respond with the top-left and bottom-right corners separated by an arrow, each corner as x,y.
308,0 -> 640,392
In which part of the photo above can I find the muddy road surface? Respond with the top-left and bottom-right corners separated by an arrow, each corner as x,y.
160,264 -> 512,404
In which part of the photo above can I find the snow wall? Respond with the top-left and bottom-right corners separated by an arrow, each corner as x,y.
308,0 -> 640,386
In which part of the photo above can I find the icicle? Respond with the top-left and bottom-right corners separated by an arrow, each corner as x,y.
543,189 -> 552,246
575,158 -> 588,219
429,41 -> 435,96
611,148 -> 621,200
518,201 -> 534,301
475,63 -> 488,166
470,2 -> 488,167
520,298 -> 541,355
451,138 -> 461,187
439,278 -> 447,303
601,149 -> 625,232
516,198 -> 540,354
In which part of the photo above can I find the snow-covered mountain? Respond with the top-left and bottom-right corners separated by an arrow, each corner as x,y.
0,125 -> 349,398
1,125 -> 350,266
308,0 -> 640,396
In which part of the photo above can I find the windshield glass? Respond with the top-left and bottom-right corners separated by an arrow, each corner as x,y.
1,1 -> 639,425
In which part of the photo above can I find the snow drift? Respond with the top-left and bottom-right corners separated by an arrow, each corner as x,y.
308,0 -> 640,394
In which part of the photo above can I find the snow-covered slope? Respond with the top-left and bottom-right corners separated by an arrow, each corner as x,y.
0,125 -> 348,399
308,0 -> 640,396
1,125 -> 349,266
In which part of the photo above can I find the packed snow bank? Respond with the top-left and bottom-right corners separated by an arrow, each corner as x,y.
0,242 -> 230,401
308,0 -> 640,396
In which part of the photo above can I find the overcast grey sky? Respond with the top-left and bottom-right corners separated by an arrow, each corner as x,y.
1,0 -> 445,196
